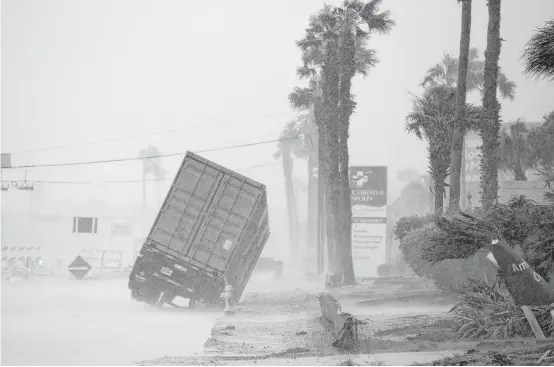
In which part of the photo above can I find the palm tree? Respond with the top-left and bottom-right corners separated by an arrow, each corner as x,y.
449,0 -> 472,214
498,120 -> 536,181
276,114 -> 319,256
421,47 -> 515,210
406,85 -> 484,213
528,111 -> 554,202
139,145 -> 166,210
274,116 -> 308,254
421,48 -> 515,100
295,6 -> 343,274
522,19 -> 554,81
293,2 -> 390,281
480,0 -> 502,210
335,0 -> 393,284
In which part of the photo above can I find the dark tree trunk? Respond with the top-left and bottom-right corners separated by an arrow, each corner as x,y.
434,175 -> 445,214
513,167 -> 527,181
317,109 -> 337,273
314,85 -> 328,275
480,0 -> 502,210
449,0 -> 472,214
337,26 -> 356,285
321,37 -> 342,275
282,151 -> 298,253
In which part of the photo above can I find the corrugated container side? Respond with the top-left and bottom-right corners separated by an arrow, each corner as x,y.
187,174 -> 264,273
147,155 -> 222,258
227,192 -> 270,302
134,151 -> 270,305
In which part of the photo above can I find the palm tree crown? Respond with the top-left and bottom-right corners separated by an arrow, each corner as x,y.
522,19 -> 554,81
422,48 -> 516,101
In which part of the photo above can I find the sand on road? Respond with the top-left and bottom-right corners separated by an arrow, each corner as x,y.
1,276 -> 219,366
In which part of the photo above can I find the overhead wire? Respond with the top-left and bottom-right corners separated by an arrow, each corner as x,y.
0,161 -> 280,186
5,110 -> 292,155
2,135 -> 312,170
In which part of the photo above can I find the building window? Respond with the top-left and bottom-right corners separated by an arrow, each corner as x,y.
73,217 -> 98,234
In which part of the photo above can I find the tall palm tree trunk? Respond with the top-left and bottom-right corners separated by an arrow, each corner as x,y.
322,38 -> 342,275
307,152 -> 317,250
449,0 -> 472,213
282,151 -> 299,253
318,124 -> 336,273
337,25 -> 356,285
480,0 -> 502,210
434,174 -> 446,214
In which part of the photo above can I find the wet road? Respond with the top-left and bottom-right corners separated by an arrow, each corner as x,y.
1,276 -> 219,366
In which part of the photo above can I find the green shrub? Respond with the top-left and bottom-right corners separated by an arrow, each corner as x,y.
399,224 -> 495,291
393,214 -> 433,241
412,197 -> 553,281
396,196 -> 553,289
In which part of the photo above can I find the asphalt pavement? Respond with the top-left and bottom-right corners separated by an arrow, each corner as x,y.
1,276 -> 219,366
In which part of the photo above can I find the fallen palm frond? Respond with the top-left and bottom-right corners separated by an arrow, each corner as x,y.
451,281 -> 554,340
419,212 -> 496,264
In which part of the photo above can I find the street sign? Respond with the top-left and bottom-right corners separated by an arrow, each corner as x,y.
68,255 -> 92,280
490,239 -> 554,306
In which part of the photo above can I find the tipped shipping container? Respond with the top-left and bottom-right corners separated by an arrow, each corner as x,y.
128,152 -> 270,307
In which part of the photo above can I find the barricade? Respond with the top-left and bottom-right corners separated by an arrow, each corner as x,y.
1,246 -> 47,275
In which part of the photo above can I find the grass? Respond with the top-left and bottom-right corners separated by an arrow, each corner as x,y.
450,281 -> 554,339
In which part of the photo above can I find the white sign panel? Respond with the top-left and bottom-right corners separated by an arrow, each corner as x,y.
350,166 -> 388,279
351,218 -> 387,278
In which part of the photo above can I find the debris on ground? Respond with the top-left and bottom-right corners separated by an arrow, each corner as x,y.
414,343 -> 554,366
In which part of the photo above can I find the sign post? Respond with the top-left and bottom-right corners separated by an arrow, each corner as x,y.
349,166 -> 387,279
486,238 -> 554,340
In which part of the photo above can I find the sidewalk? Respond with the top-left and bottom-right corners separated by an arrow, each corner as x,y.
139,278 -> 463,366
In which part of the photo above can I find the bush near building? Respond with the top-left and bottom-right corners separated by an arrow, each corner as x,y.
395,196 -> 554,339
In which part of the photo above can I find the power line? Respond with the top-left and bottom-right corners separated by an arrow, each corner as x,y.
0,161 -> 280,186
2,135 -> 308,170
6,111 -> 292,155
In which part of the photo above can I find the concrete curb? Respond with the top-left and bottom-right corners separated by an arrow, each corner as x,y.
356,291 -> 458,305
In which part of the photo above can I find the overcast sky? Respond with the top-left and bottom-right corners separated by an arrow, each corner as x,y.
2,0 -> 554,252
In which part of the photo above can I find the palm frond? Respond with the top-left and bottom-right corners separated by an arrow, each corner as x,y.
497,68 -> 516,101
297,66 -> 317,79
359,0 -> 395,34
366,10 -> 395,34
354,47 -> 378,76
522,20 -> 554,81
405,112 -> 426,140
421,63 -> 446,88
289,86 -> 315,110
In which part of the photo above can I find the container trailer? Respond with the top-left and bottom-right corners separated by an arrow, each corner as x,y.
128,152 -> 270,307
